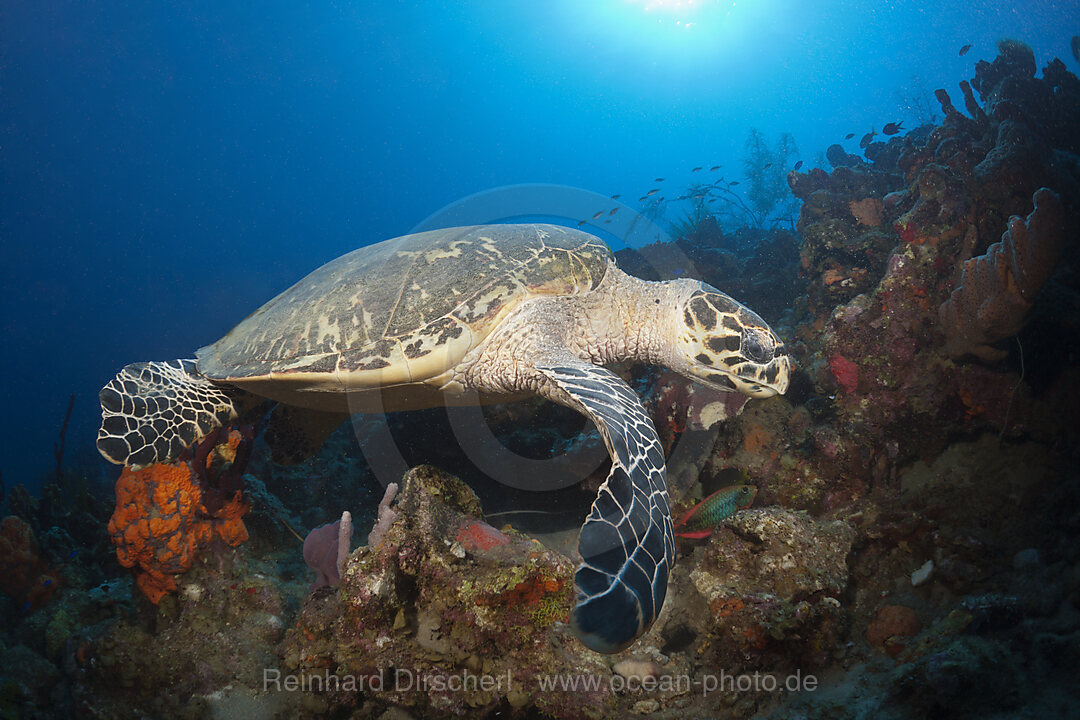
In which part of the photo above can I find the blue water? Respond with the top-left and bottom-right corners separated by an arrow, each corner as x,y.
0,0 -> 1075,489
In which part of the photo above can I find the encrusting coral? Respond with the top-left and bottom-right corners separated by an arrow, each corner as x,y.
939,187 -> 1064,362
107,431 -> 250,603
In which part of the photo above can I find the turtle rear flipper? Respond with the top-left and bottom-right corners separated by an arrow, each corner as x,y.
97,360 -> 238,468
537,361 -> 676,654
264,404 -> 348,465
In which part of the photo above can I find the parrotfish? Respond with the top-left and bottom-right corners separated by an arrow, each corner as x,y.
674,484 -> 757,539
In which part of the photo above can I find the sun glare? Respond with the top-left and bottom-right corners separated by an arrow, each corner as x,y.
549,0 -> 779,76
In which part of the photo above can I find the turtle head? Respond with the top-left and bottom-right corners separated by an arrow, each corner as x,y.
670,284 -> 790,398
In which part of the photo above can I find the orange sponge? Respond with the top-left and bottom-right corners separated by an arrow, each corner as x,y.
108,441 -> 249,604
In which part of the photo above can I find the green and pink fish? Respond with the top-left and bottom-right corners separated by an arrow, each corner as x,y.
674,484 -> 757,539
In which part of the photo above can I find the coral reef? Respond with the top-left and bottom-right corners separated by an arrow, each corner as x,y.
81,556 -> 289,717
282,465 -> 615,719
4,39 -> 1080,720
687,508 -> 854,671
0,515 -> 60,611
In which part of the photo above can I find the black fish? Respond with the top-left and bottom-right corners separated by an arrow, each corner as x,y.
646,188 -> 659,196
609,208 -> 618,215
639,196 -> 648,201
859,128 -> 877,148
592,210 -> 604,219
577,220 -> 587,227
959,43 -> 972,56
610,194 -> 621,200
882,121 -> 904,135
654,177 -> 665,182
728,181 -> 740,186
709,165 -> 721,171
1072,36 -> 1079,64
763,163 -> 771,170
844,133 -> 855,140
692,166 -> 703,172
793,160 -> 803,171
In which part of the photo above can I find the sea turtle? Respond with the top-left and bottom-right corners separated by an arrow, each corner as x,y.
97,223 -> 789,653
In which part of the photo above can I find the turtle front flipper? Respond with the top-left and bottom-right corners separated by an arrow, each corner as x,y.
97,360 -> 238,468
536,362 -> 675,654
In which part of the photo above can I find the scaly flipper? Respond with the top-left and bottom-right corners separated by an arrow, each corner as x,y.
97,360 -> 238,468
536,361 -> 675,653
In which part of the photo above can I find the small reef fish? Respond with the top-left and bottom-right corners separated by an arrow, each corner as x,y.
674,485 -> 757,539
882,121 -> 904,135
710,165 -> 721,171
763,163 -> 771,170
610,194 -> 621,199
608,207 -> 618,215
793,160 -> 804,171
959,43 -> 972,56
577,220 -> 587,227
844,133 -> 855,139
646,188 -> 660,196
654,177 -> 665,182
692,166 -> 703,172
728,180 -> 740,186
860,128 -> 877,148
638,196 -> 648,202
592,210 -> 604,219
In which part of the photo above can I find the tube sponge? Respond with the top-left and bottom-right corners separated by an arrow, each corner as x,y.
939,187 -> 1063,362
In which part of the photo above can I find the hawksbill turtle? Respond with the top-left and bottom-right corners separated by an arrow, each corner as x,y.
97,223 -> 789,653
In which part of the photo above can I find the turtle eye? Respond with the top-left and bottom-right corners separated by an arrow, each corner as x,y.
741,329 -> 773,364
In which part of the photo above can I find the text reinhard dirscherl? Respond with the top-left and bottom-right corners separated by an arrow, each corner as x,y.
263,668 -> 818,697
